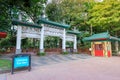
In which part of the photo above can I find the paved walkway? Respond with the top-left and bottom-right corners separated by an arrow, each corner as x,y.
0,54 -> 91,73
31,54 -> 91,67
1,55 -> 120,80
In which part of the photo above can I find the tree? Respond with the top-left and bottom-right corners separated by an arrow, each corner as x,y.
87,0 -> 120,35
0,0 -> 46,48
0,0 -> 46,31
87,0 -> 120,53
46,0 -> 95,31
20,0 -> 47,23
46,1 -> 62,22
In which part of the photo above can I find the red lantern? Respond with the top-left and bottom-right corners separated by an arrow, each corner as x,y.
0,32 -> 7,38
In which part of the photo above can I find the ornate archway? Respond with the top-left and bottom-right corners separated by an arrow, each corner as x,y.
12,14 -> 81,54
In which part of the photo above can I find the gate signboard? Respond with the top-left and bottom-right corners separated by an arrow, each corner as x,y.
11,54 -> 31,74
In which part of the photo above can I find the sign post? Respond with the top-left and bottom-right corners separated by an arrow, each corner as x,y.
11,54 -> 31,74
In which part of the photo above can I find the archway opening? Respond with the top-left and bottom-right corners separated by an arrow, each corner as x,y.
44,36 -> 62,55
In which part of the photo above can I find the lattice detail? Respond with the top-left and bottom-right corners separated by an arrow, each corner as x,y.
66,34 -> 75,41
44,24 -> 64,37
21,26 -> 41,38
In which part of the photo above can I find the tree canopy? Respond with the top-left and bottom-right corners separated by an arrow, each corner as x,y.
0,0 -> 120,49
0,0 -> 46,31
46,0 -> 120,36
87,0 -> 120,35
46,0 -> 95,31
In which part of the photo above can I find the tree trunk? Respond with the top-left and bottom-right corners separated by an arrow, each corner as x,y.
115,32 -> 119,54
90,24 -> 93,35
115,41 -> 119,53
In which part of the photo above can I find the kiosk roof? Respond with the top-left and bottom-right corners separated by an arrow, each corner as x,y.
83,32 -> 120,42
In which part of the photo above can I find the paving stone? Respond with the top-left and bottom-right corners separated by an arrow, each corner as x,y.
7,56 -> 120,80
0,74 -> 7,80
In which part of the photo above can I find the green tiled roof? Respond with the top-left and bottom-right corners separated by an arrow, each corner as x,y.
109,36 -> 120,41
83,32 -> 120,42
12,19 -> 42,28
38,18 -> 70,28
67,30 -> 82,35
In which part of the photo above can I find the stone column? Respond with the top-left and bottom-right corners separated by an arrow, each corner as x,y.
40,25 -> 44,52
73,35 -> 77,52
16,13 -> 22,54
62,29 -> 66,52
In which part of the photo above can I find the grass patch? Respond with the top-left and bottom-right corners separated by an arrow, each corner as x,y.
0,59 -> 12,70
61,52 -> 69,55
37,52 -> 46,56
73,52 -> 79,54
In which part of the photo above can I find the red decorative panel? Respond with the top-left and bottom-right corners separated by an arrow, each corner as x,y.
108,51 -> 111,57
94,44 -> 104,57
95,50 -> 103,56
0,32 -> 7,38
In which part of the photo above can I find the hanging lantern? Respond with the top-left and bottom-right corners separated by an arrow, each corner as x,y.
0,32 -> 7,38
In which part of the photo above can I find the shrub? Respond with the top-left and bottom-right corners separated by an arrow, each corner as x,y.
0,48 -> 6,53
74,52 -> 79,54
0,48 -> 6,56
61,52 -> 69,55
37,52 -> 46,56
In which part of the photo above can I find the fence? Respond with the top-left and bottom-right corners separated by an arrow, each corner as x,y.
0,47 -> 91,55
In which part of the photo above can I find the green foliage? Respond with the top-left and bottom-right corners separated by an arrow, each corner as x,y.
60,0 -> 87,28
21,38 -> 39,49
46,0 -> 120,36
66,41 -> 73,48
37,52 -> 46,56
0,34 -> 16,48
46,1 -> 62,22
112,51 -> 118,56
0,48 -> 6,53
46,0 -> 92,30
0,0 -> 120,51
61,52 -> 69,55
0,59 -> 12,70
21,0 -> 47,23
79,42 -> 91,49
87,0 -> 120,34
0,0 -> 46,49
44,36 -> 61,48
73,52 -> 79,54
0,0 -> 47,33
0,0 -> 11,32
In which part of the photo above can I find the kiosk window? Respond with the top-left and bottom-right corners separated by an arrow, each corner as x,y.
95,44 -> 103,50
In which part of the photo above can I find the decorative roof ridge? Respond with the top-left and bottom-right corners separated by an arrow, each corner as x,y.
67,30 -> 82,35
12,19 -> 42,28
38,18 -> 70,28
83,32 -> 120,42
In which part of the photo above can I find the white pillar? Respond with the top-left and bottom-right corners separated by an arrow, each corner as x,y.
16,13 -> 22,54
73,35 -> 77,52
40,25 -> 44,52
62,29 -> 66,52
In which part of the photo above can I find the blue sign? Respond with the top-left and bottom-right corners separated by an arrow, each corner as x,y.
14,56 -> 29,68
